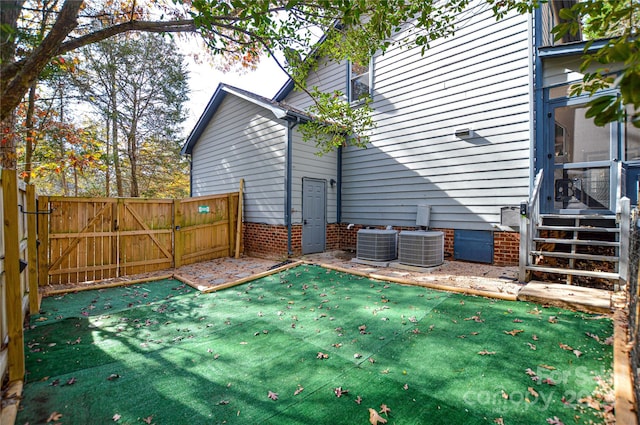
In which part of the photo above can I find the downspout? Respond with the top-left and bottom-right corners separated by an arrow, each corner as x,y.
337,146 -> 342,223
188,155 -> 193,197
532,6 -> 544,200
286,119 -> 298,256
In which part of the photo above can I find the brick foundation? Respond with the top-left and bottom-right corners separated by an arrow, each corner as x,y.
493,231 -> 520,266
243,223 -> 296,260
242,221 -> 520,265
243,222 -> 341,260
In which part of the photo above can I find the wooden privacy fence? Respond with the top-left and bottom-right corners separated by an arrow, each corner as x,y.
1,179 -> 241,419
1,168 -> 38,389
42,193 -> 240,285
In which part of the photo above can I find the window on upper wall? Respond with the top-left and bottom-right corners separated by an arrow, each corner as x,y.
348,59 -> 372,103
625,105 -> 640,161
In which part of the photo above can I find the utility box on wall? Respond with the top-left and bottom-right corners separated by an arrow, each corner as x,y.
500,206 -> 521,228
454,230 -> 493,264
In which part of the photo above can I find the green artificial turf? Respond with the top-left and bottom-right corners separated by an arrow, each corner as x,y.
18,265 -> 613,425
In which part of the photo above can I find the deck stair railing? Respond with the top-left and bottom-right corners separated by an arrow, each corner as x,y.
519,170 -> 543,282
519,167 -> 630,291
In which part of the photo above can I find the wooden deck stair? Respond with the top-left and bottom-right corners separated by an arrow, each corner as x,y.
525,214 -> 620,289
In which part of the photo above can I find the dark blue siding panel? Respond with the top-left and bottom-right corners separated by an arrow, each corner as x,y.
454,230 -> 493,263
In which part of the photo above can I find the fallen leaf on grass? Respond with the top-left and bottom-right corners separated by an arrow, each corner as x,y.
559,342 -> 573,351
113,413 -> 121,421
504,329 -> 524,336
379,404 -> 391,415
267,391 -> 279,401
542,378 -> 556,386
527,342 -> 537,350
368,408 -> 388,425
46,412 -> 62,422
142,415 -> 153,424
528,387 -> 539,398
334,387 -> 349,397
494,418 -> 504,425
317,352 -> 329,359
578,396 -> 601,410
107,373 -> 120,381
294,385 -> 304,396
464,315 -> 484,323
501,390 -> 509,400
355,395 -> 362,404
546,416 -> 564,425
65,377 -> 77,386
478,350 -> 496,355
585,332 -> 600,342
539,364 -> 556,370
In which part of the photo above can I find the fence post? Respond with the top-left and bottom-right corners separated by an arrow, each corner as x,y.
618,197 -> 631,289
235,179 -> 244,259
37,195 -> 49,287
26,184 -> 39,312
174,199 -> 183,268
2,168 -> 25,383
227,193 -> 235,257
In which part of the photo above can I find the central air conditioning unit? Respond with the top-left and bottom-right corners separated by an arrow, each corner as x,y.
398,230 -> 444,267
356,229 -> 397,261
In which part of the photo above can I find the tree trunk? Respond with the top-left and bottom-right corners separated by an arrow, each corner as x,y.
110,79 -> 123,196
1,0 -> 82,122
127,131 -> 139,197
1,1 -> 26,170
1,114 -> 18,169
24,83 -> 37,182
105,116 -> 110,196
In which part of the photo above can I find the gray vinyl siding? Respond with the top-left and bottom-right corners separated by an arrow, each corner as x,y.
283,6 -> 532,231
284,57 -> 346,110
291,129 -> 339,224
190,95 -> 287,225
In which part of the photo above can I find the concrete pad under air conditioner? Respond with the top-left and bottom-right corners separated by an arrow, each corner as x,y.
388,261 -> 442,272
351,258 -> 391,267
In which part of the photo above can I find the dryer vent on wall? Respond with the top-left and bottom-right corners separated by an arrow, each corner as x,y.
356,229 -> 397,261
398,231 -> 444,267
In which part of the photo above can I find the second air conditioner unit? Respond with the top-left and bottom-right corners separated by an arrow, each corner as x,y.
398,230 -> 444,267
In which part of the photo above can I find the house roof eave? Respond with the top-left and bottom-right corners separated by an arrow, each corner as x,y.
181,84 -> 313,156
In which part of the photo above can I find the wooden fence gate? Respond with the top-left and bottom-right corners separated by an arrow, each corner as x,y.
42,193 -> 239,285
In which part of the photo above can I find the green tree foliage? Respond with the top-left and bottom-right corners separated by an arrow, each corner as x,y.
72,33 -> 189,197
